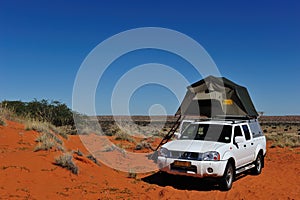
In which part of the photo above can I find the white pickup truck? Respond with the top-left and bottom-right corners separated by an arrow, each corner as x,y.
157,117 -> 266,190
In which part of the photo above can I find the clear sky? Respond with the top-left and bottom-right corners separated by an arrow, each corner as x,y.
1,0 -> 299,116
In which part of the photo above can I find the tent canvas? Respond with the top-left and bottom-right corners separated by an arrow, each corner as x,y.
176,76 -> 258,118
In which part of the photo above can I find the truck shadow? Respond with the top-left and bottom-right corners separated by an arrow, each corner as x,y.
142,171 -> 219,191
142,171 -> 250,191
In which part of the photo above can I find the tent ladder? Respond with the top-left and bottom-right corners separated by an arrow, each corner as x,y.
154,115 -> 184,151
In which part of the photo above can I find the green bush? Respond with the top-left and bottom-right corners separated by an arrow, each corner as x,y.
0,99 -> 74,127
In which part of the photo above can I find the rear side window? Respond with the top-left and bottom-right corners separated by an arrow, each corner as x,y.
249,122 -> 263,138
242,125 -> 251,140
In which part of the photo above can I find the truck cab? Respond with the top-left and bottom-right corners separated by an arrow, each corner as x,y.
157,117 -> 266,190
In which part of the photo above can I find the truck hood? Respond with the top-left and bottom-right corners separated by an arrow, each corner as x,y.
162,140 -> 225,152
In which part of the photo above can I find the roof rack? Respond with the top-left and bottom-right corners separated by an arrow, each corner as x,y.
211,115 -> 257,124
213,115 -> 255,120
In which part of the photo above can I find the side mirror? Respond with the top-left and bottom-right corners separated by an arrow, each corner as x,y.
235,136 -> 245,143
174,132 -> 181,139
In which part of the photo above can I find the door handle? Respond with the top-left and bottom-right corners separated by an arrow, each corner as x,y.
251,143 -> 254,145
244,144 -> 246,147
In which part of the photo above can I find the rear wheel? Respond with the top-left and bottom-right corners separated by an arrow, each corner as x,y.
219,162 -> 234,191
252,153 -> 263,175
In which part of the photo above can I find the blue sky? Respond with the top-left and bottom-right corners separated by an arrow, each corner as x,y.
1,0 -> 299,115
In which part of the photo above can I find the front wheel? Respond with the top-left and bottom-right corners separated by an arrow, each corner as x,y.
219,162 -> 234,191
252,153 -> 263,175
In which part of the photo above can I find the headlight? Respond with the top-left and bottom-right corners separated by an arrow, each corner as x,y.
202,151 -> 220,161
158,147 -> 169,157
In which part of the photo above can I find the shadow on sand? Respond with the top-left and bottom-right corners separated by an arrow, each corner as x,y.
142,171 -> 250,191
142,171 -> 219,191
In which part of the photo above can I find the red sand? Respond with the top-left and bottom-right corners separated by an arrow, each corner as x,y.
0,121 -> 299,199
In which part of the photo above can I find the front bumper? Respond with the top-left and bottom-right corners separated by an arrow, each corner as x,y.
157,156 -> 227,178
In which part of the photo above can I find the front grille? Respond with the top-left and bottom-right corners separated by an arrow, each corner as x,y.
169,151 -> 202,161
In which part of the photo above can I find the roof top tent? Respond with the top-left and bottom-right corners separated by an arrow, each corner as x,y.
176,75 -> 258,119
153,76 -> 259,152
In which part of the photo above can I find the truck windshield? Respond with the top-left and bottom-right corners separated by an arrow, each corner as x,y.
180,124 -> 232,143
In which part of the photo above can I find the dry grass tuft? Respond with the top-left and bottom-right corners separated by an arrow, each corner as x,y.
135,141 -> 151,150
0,116 -> 6,126
86,154 -> 100,165
34,133 -> 64,152
55,152 -> 78,174
115,131 -> 135,143
25,120 -> 69,139
127,169 -> 137,179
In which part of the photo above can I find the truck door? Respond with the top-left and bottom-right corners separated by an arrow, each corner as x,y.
241,124 -> 256,164
232,125 -> 248,167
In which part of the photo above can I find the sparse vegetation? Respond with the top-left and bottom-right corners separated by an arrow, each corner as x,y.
127,169 -> 137,179
86,154 -> 99,165
0,108 -> 8,126
1,99 -> 74,127
102,145 -> 116,152
34,132 -> 64,152
135,141 -> 151,150
25,120 -> 70,139
54,152 -> 78,174
0,117 -> 6,126
115,131 -> 136,143
266,133 -> 300,148
74,149 -> 84,156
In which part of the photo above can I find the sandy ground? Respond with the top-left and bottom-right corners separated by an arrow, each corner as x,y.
0,121 -> 299,200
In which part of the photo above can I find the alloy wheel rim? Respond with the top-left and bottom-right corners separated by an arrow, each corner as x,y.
257,156 -> 262,171
226,166 -> 233,185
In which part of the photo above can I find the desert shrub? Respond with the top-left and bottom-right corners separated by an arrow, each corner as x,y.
34,133 -> 56,151
135,141 -> 151,150
47,124 -> 74,139
266,134 -> 300,148
34,133 -> 64,152
34,139 -> 56,151
86,154 -> 99,165
103,124 -> 120,136
0,106 -> 18,123
55,153 -> 78,174
25,120 -> 50,132
0,116 -> 6,126
74,149 -> 83,156
128,169 -> 137,179
102,145 -> 115,152
115,131 -> 135,143
72,115 -> 103,135
26,120 -> 66,142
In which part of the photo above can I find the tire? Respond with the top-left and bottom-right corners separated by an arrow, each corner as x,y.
252,153 -> 263,175
219,162 -> 234,191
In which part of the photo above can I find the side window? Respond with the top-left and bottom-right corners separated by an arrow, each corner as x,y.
181,124 -> 198,139
181,121 -> 192,133
242,125 -> 251,140
249,122 -> 263,138
234,126 -> 243,137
